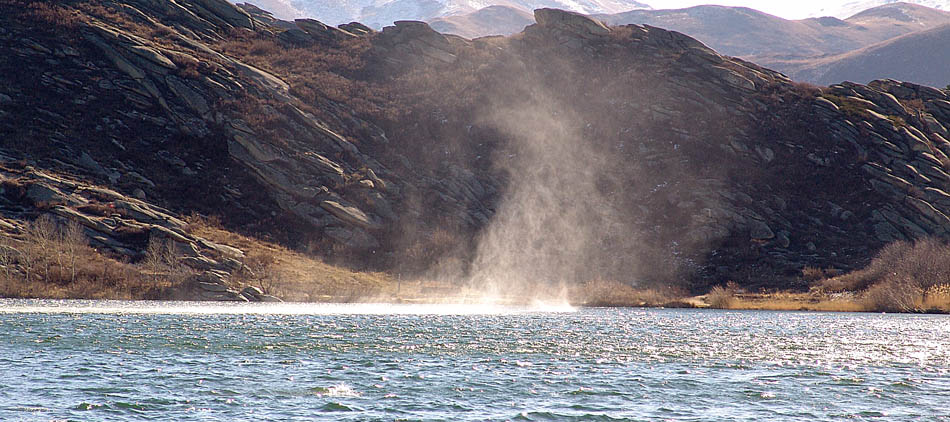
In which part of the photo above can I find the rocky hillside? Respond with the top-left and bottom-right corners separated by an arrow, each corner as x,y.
4,0 -> 950,299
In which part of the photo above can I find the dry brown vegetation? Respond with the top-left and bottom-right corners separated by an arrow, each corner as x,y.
568,279 -> 683,307
817,238 -> 950,312
184,213 -> 394,302
706,282 -> 738,309
20,1 -> 81,28
725,291 -> 866,312
215,31 -> 391,121
700,238 -> 950,313
0,212 -> 399,302
0,216 -> 176,299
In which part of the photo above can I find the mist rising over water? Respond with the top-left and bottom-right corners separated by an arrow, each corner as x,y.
466,91 -> 631,297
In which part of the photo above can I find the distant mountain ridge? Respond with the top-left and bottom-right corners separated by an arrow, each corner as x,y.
814,0 -> 950,19
235,0 -> 650,27
423,2 -> 950,87
599,3 -> 950,58
606,2 -> 950,87
428,5 -> 535,38
796,23 -> 950,87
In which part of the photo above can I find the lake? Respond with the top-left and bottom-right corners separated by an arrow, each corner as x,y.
1,299 -> 949,421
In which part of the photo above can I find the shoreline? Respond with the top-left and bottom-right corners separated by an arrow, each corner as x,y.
4,290 -> 949,314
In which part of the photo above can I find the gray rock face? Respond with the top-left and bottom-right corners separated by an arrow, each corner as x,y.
294,19 -> 357,43
320,200 -> 379,230
749,220 -> 775,240
376,21 -> 458,65
191,0 -> 255,30
533,8 -> 610,38
25,184 -> 70,207
325,226 -> 380,249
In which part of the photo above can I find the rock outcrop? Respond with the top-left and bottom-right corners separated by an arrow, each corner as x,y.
4,0 -> 950,296
1,0 -> 405,259
533,8 -> 610,38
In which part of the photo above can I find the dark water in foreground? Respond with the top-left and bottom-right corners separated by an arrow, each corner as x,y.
1,300 -> 949,421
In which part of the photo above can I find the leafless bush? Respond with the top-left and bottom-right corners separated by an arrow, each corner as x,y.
19,215 -> 91,284
707,281 -> 738,309
863,277 -> 923,313
229,248 -> 283,296
822,238 -> 950,312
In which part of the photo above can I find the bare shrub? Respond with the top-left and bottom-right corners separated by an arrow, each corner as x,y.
0,244 -> 19,279
823,238 -> 950,312
18,215 -> 92,284
863,278 -> 922,313
707,282 -> 738,309
143,238 -> 178,271
242,250 -> 282,295
59,220 -> 87,283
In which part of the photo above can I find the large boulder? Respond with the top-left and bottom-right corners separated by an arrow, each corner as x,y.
294,19 -> 356,43
192,0 -> 255,30
533,8 -> 610,38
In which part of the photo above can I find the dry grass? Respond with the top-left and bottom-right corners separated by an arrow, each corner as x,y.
0,215 -> 177,299
922,284 -> 950,312
569,279 -> 680,307
184,213 -> 394,302
726,291 -> 865,312
817,238 -> 950,312
801,266 -> 840,282
790,80 -> 822,97
21,1 -> 81,28
215,31 -> 388,120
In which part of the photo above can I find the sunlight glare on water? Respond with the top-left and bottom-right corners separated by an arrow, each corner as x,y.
1,300 -> 949,421
0,299 -> 576,315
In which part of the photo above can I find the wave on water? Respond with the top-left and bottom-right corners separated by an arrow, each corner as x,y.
0,298 -> 576,315
312,384 -> 362,398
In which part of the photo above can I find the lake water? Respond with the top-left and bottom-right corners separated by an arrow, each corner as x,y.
2,299 -> 949,421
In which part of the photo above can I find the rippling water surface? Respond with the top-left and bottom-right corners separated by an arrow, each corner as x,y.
2,299 -> 949,421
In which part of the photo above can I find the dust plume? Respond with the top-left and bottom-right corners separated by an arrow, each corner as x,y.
465,90 -> 636,300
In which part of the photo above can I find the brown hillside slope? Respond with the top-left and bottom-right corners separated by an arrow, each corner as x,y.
797,24 -> 950,87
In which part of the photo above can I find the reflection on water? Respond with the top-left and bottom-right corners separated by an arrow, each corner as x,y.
1,300 -> 949,421
0,299 -> 577,315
